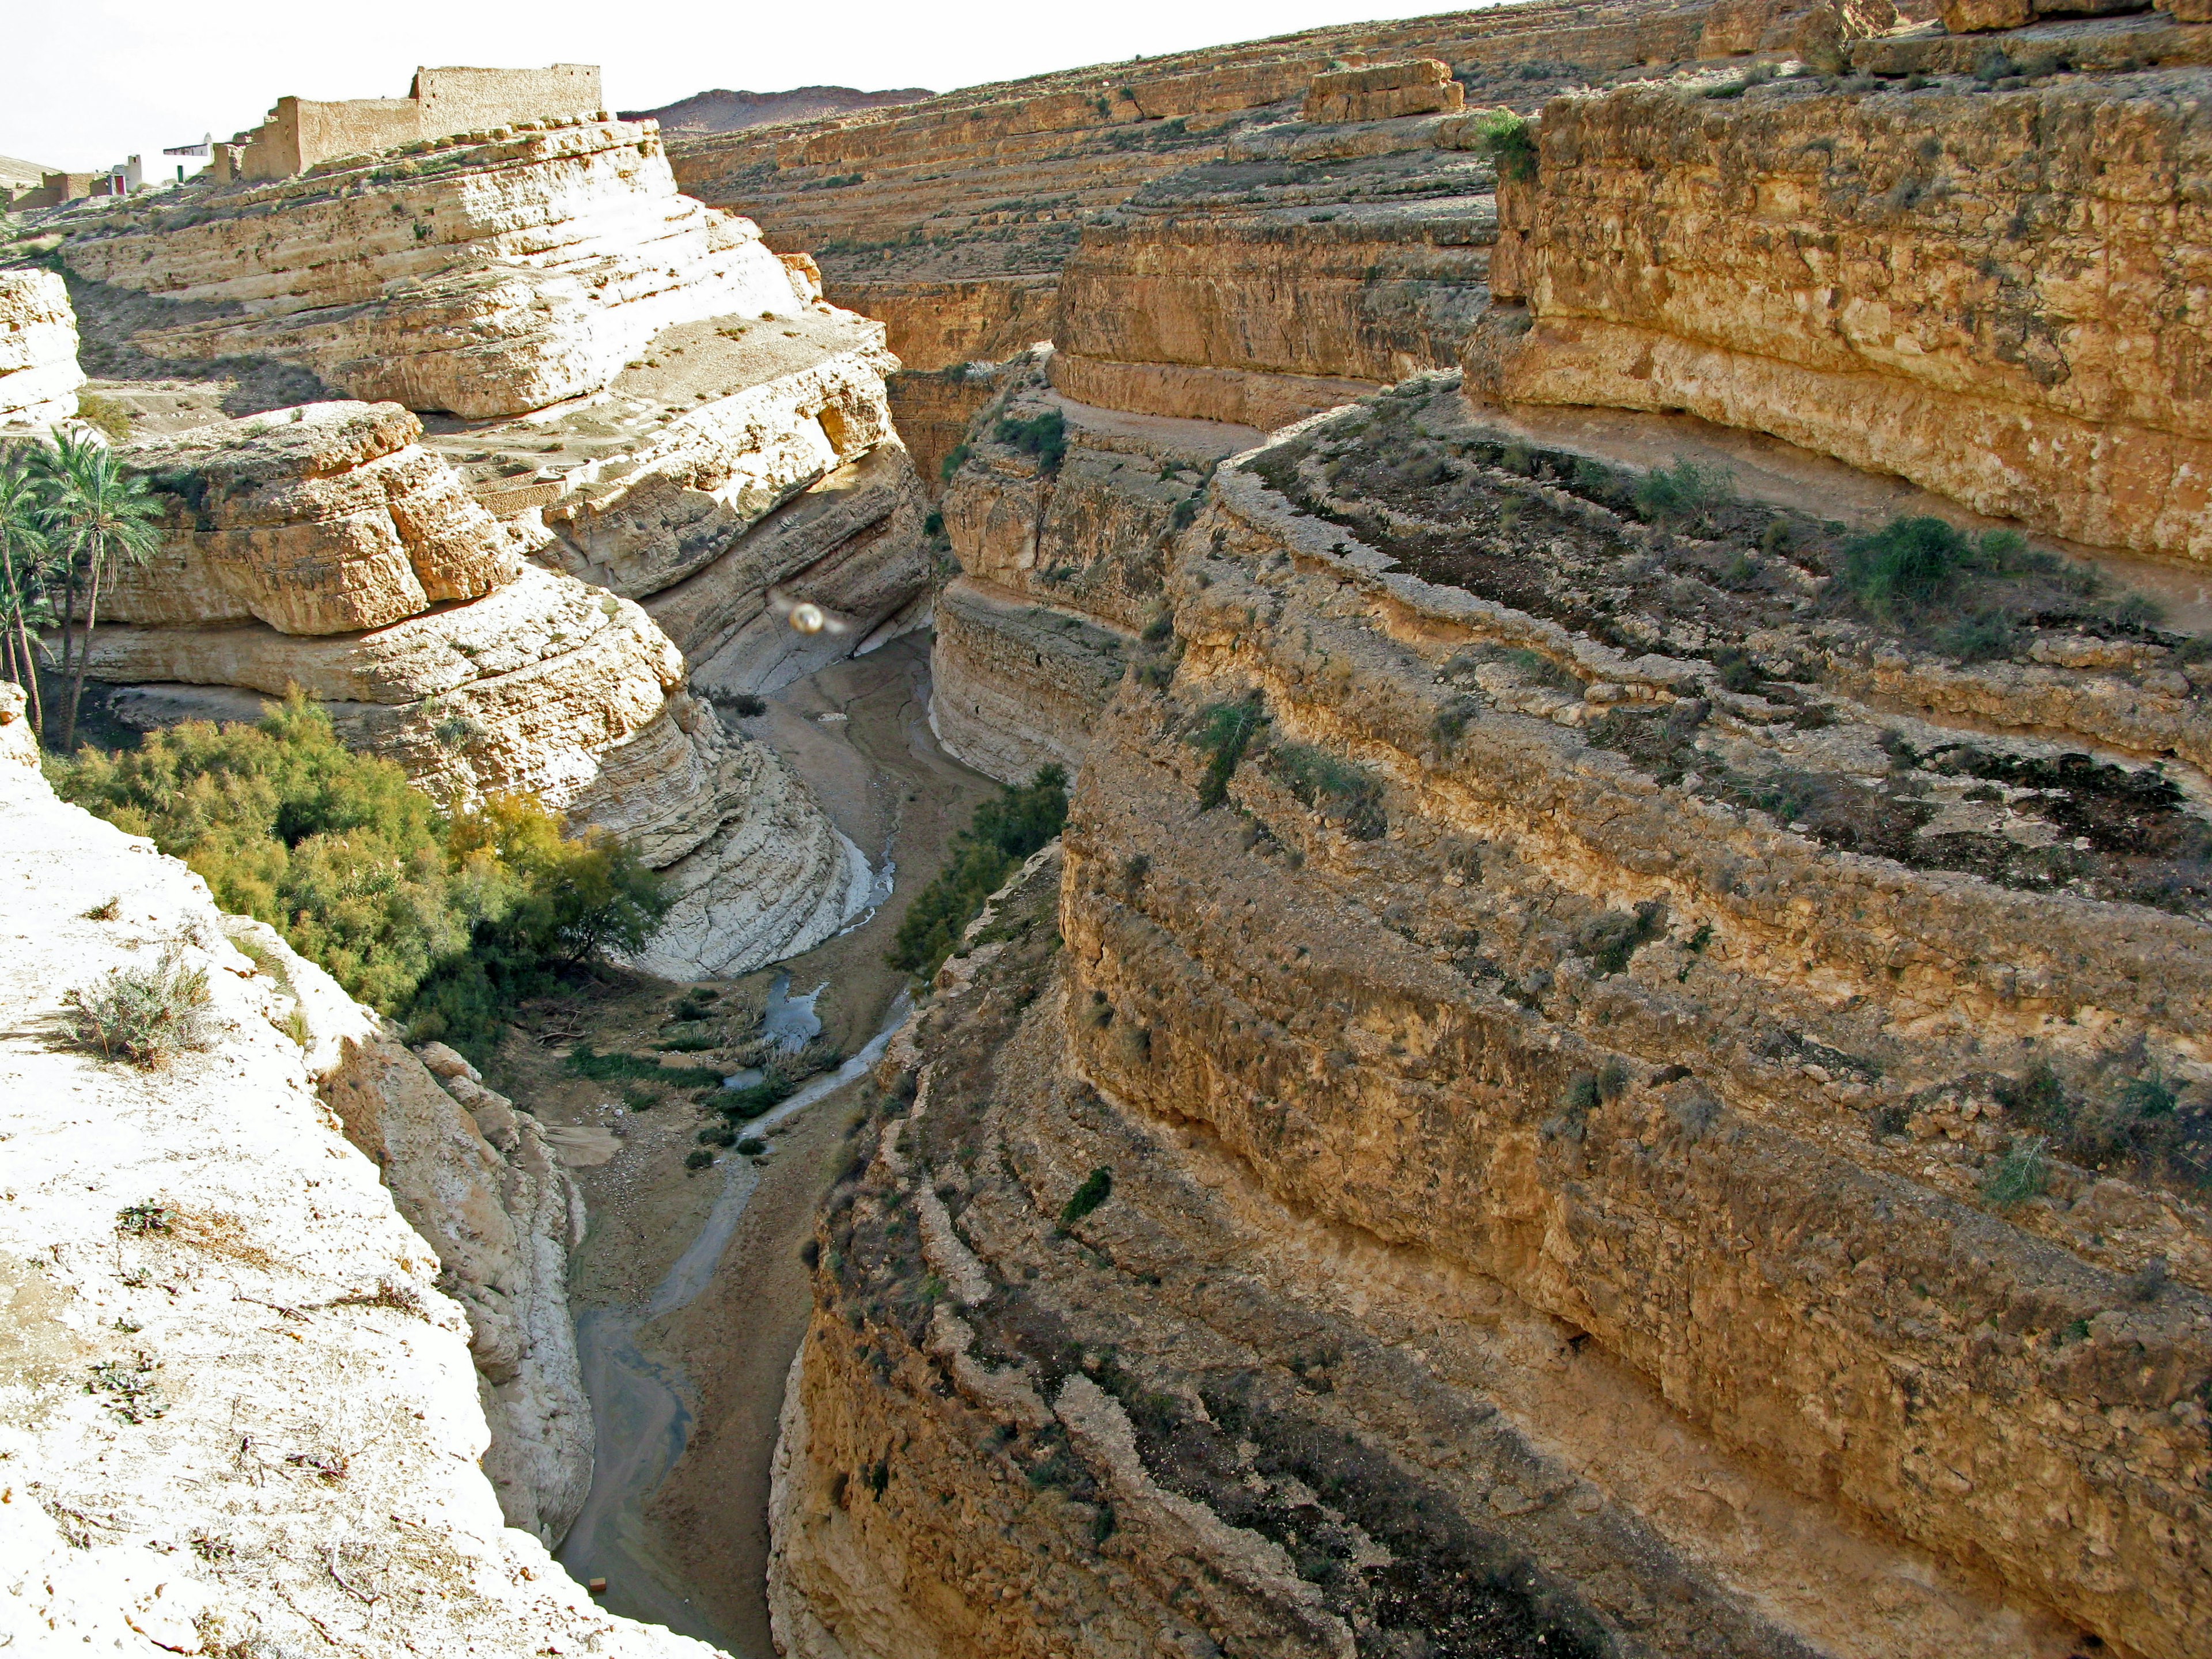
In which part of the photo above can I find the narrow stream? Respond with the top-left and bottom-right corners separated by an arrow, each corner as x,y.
554,993 -> 911,1646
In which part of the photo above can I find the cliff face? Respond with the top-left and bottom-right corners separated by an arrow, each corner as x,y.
0,696 -> 709,1652
1476,59 -> 2212,564
1050,119 -> 1497,430
0,269 -> 82,429
771,374 -> 2212,1659
55,116 -> 817,419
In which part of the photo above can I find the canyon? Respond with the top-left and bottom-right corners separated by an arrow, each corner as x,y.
5,0 -> 2211,1653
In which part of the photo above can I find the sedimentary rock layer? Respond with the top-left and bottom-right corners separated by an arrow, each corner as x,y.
105,400 -> 521,635
0,268 -> 82,427
1477,66 -> 2212,564
929,355 -> 1255,777
57,117 -> 818,418
79,401 -> 874,979
776,377 -> 2212,1659
0,704 -> 707,1653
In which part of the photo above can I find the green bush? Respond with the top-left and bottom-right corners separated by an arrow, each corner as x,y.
1634,456 -> 1736,533
1474,110 -> 1538,183
1267,742 -> 1387,840
1982,1134 -> 2050,1209
53,696 -> 668,1058
1058,1166 -> 1113,1231
1188,697 -> 1265,810
993,410 -> 1067,474
1835,516 -> 2052,623
887,766 -> 1069,979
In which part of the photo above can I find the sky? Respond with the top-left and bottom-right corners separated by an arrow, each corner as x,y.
1,0 -> 1482,174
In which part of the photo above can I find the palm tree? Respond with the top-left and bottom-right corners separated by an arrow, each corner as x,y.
35,429 -> 162,752
0,453 -> 54,740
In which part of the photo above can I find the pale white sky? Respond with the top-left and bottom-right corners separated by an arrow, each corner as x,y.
2,0 -> 1482,174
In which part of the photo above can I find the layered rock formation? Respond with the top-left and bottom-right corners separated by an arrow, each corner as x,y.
771,374 -> 2212,1658
665,0 -> 1894,446
55,115 -> 820,419
1476,46 -> 2212,565
0,711 -> 709,1652
0,268 -> 82,428
930,354 -> 1257,781
1049,116 -> 1498,430
78,400 -> 877,980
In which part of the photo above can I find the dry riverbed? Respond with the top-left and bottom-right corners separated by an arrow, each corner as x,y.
482,634 -> 999,1651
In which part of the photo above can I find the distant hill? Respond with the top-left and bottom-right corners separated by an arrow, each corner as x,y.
622,85 -> 933,133
0,154 -> 56,190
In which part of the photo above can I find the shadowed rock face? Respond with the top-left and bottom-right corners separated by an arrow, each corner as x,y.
56,118 -> 818,419
0,268 -> 83,427
771,370 -> 2212,1659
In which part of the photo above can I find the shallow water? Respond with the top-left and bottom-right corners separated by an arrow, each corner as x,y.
554,993 -> 912,1647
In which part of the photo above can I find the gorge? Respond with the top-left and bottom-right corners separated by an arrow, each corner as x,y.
3,2 -> 2209,1655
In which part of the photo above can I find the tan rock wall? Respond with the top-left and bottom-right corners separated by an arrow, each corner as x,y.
1476,75 -> 2212,564
1303,59 -> 1465,124
104,402 -> 521,635
826,276 -> 1060,374
0,268 -> 84,429
929,577 -> 1130,783
1037,454 -> 2212,1658
1055,213 -> 1491,421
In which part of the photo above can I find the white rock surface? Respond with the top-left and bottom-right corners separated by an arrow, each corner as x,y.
0,724 -> 706,1651
0,268 -> 83,429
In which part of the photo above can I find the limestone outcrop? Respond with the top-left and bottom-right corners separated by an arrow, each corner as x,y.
104,400 -> 521,634
56,116 -> 820,419
77,401 -> 878,980
0,717 -> 709,1653
1476,59 -> 2212,565
772,373 -> 2212,1659
0,268 -> 82,429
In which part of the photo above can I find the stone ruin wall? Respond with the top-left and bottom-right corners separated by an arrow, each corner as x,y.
240,62 -> 606,180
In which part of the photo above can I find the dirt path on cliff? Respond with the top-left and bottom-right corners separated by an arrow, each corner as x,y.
512,632 -> 997,1652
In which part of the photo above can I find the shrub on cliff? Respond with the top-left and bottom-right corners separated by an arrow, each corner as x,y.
887,765 -> 1067,979
993,410 -> 1067,475
1474,110 -> 1537,183
52,695 -> 666,1054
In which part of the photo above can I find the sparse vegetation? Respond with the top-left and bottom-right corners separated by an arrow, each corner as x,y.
1982,1134 -> 2051,1209
1266,742 -> 1386,840
994,409 -> 1068,475
1058,1166 -> 1113,1231
65,942 -> 213,1069
1474,109 -> 1538,182
887,766 -> 1069,979
1634,456 -> 1736,534
1188,696 -> 1265,809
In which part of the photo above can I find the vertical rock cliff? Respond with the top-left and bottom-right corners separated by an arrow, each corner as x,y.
768,371 -> 2212,1658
